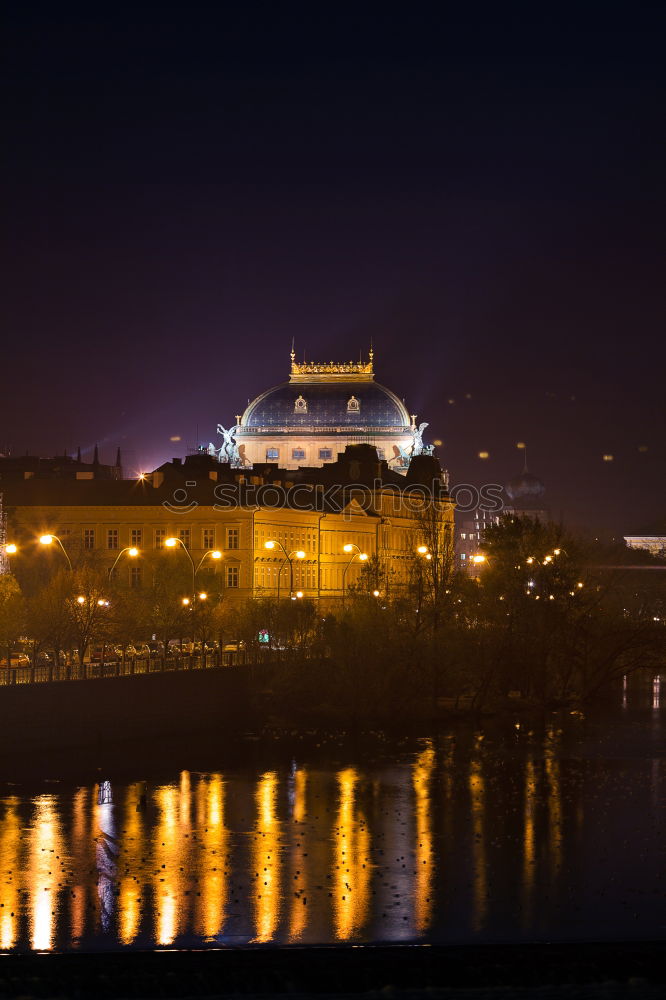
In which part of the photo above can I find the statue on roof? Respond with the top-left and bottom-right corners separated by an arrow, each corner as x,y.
216,423 -> 242,465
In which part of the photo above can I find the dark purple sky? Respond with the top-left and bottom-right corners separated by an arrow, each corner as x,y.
3,4 -> 664,534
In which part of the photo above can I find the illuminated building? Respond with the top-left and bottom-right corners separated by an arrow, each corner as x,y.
5,445 -> 453,603
215,348 -> 434,474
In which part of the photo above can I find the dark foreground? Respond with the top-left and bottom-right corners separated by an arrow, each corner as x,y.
1,942 -> 664,998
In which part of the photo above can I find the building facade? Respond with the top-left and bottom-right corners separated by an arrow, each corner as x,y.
5,448 -> 454,604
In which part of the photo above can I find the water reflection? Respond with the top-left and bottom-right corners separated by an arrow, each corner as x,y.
29,795 -> 63,950
468,744 -> 486,932
412,742 -> 435,934
332,768 -> 370,941
252,771 -> 280,942
0,698 -> 664,951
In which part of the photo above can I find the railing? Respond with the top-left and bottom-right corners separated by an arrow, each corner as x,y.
0,648 -> 290,686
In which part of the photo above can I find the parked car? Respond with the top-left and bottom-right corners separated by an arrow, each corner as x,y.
222,640 -> 245,653
134,643 -> 151,658
147,641 -> 165,658
0,652 -> 31,668
168,639 -> 194,654
89,645 -> 119,664
114,644 -> 138,659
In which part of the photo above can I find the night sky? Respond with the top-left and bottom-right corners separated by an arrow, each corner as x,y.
3,4 -> 664,535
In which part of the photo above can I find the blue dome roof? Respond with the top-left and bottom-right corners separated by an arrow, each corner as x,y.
241,380 -> 411,429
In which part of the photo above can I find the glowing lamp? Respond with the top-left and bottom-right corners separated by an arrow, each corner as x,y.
343,543 -> 353,553
265,540 -> 276,550
182,597 -> 190,606
165,537 -> 178,547
211,550 -> 222,559
128,547 -> 139,557
472,554 -> 486,564
295,591 -> 304,598
295,550 -> 306,559
417,545 -> 428,554
76,596 -> 85,605
198,592 -> 207,600
39,534 -> 53,545
5,543 -> 17,554
359,553 -> 368,561
373,590 -> 380,597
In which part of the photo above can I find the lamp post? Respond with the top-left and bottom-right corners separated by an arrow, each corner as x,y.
39,534 -> 73,571
165,537 -> 195,593
166,538 -> 223,595
264,540 -> 305,599
342,543 -> 368,606
108,546 -> 140,579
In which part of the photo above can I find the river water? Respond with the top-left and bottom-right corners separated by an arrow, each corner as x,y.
0,677 -> 664,952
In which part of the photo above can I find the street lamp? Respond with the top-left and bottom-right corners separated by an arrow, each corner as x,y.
472,554 -> 486,564
165,536 -> 196,593
39,533 -> 73,571
5,543 -> 17,555
264,540 -> 305,599
108,546 -> 140,579
342,543 -> 369,606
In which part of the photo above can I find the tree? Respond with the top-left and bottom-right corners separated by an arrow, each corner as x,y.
0,574 -> 25,667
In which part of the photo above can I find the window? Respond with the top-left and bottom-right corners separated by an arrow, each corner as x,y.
294,395 -> 307,413
347,395 -> 360,413
202,528 -> 215,549
266,448 -> 279,461
318,448 -> 333,460
179,528 -> 191,549
292,448 -> 306,461
227,527 -> 239,550
130,565 -> 142,588
461,553 -> 466,560
83,528 -> 95,550
130,528 -> 142,547
107,529 -> 119,550
154,528 -> 167,549
226,565 -> 239,588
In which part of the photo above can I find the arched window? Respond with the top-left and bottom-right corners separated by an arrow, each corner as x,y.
347,395 -> 360,413
294,395 -> 308,413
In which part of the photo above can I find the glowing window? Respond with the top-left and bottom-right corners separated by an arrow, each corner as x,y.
319,448 -> 333,460
266,447 -> 279,460
292,448 -> 306,461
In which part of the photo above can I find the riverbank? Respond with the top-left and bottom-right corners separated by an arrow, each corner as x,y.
0,942 -> 663,997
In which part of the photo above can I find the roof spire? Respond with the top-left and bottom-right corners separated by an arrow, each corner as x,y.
290,337 -> 295,363
369,337 -> 374,365
93,443 -> 99,465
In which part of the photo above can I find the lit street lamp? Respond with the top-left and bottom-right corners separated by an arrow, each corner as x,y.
165,539 -> 222,595
108,546 -> 140,579
342,543 -> 369,606
264,540 -> 305,599
39,533 -> 73,571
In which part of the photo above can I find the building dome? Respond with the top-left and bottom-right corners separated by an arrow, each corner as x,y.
242,379 -> 410,429
227,350 -> 425,473
505,471 -> 546,501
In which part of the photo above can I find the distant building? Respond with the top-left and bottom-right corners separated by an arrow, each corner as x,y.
455,460 -> 548,574
0,446 -> 123,484
624,534 -> 666,558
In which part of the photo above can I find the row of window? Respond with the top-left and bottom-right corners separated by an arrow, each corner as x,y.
119,564 -> 240,588
83,527 -> 240,550
265,446 -> 387,462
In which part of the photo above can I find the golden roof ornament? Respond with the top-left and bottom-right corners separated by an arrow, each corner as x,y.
289,344 -> 375,382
